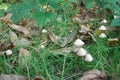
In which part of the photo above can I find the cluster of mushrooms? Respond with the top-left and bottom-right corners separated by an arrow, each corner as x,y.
99,19 -> 107,38
73,39 -> 93,62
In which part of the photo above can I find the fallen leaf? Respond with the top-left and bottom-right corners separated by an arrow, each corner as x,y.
78,69 -> 106,80
19,48 -> 30,57
108,38 -> 119,46
72,16 -> 82,23
49,30 -> 76,47
9,24 -> 31,37
9,31 -> 18,45
48,30 -> 60,45
60,31 -> 76,47
17,38 -> 31,47
88,32 -> 96,42
0,52 -> 4,56
79,25 -> 90,33
19,48 -> 31,66
0,13 -> 13,24
0,41 -> 7,51
32,76 -> 45,80
0,74 -> 27,80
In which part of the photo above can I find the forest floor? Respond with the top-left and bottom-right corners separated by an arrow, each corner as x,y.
0,1 -> 120,80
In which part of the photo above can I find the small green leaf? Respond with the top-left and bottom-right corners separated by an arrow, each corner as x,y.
33,11 -> 56,26
110,18 -> 120,26
8,0 -> 39,23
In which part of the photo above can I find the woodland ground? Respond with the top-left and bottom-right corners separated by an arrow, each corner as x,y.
0,1 -> 120,80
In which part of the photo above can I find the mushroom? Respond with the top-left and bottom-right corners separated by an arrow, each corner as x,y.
76,48 -> 87,56
74,39 -> 84,47
40,45 -> 45,49
101,19 -> 107,23
6,50 -> 12,56
99,33 -> 107,38
84,54 -> 93,62
42,29 -> 47,33
99,25 -> 107,31
114,15 -> 120,19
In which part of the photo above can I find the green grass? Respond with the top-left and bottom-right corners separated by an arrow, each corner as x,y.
0,27 -> 120,80
0,19 -> 120,80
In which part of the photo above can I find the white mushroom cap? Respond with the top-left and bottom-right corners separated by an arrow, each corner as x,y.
76,48 -> 87,56
42,29 -> 47,33
99,33 -> 107,38
40,45 -> 45,49
114,15 -> 120,19
6,50 -> 12,55
101,19 -> 107,23
99,25 -> 107,30
74,39 -> 84,46
84,54 -> 93,62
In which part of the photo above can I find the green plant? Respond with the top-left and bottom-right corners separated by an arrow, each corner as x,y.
7,0 -> 78,27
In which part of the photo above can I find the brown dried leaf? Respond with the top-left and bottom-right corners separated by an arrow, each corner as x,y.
19,48 -> 30,57
72,16 -> 82,23
108,38 -> 119,46
32,76 -> 45,80
79,25 -> 90,33
78,69 -> 106,80
9,31 -> 18,45
48,30 -> 61,45
88,32 -> 96,42
60,32 -> 76,47
49,30 -> 76,47
19,48 -> 31,66
9,24 -> 30,37
0,41 -> 7,51
0,74 -> 27,80
0,13 -> 13,24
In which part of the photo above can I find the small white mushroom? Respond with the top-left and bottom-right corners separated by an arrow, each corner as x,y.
40,45 -> 45,49
114,15 -> 120,19
99,25 -> 107,30
76,48 -> 87,56
42,29 -> 47,33
74,39 -> 84,47
6,50 -> 12,56
99,33 -> 107,38
101,19 -> 107,23
84,54 -> 93,62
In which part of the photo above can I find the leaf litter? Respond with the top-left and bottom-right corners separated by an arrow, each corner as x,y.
78,69 -> 106,80
0,74 -> 45,80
